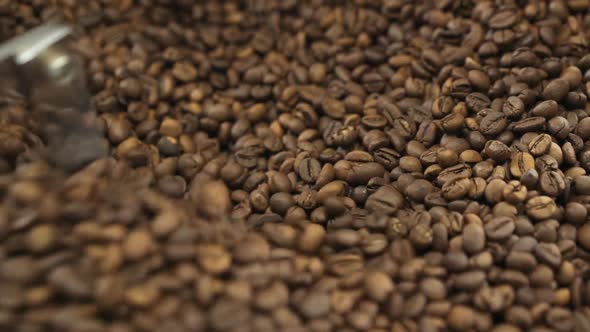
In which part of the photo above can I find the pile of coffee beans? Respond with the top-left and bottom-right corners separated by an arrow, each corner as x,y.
2,0 -> 590,331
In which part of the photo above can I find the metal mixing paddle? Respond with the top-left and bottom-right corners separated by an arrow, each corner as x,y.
0,23 -> 108,171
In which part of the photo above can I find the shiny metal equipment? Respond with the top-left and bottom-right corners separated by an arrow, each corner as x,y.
0,23 -> 107,171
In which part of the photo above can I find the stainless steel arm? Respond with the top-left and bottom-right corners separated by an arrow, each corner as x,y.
0,23 -> 108,171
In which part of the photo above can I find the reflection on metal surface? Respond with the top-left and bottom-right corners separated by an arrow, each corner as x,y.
0,23 -> 107,171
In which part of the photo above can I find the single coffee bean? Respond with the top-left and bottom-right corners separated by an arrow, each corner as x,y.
488,10 -> 518,29
448,305 -> 476,331
542,79 -> 569,101
440,113 -> 464,133
321,97 -> 346,119
485,216 -> 515,241
577,225 -> 590,250
539,171 -> 566,196
463,223 -> 485,254
502,96 -> 525,118
484,140 -> 511,162
534,243 -> 562,268
575,117 -> 590,140
468,69 -> 491,91
548,116 -> 572,140
512,117 -> 546,134
530,100 -> 558,118
526,196 -> 557,220
480,111 -> 508,136
505,251 -> 537,272
347,162 -> 385,186
437,164 -> 473,186
365,185 -> 404,215
510,152 -> 535,178
405,179 -> 434,203
442,177 -> 472,201
466,92 -> 491,112
364,271 -> 394,302
298,158 -> 321,183
454,270 -> 486,291
528,134 -> 552,156
560,66 -> 582,88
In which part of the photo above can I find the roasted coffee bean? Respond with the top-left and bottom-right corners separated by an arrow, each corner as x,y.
528,134 -> 552,156
298,158 -> 321,184
543,79 -> 569,101
480,111 -> 508,136
526,196 -> 557,220
512,117 -> 546,134
466,93 -> 491,112
463,223 -> 485,254
502,96 -> 525,118
485,217 -> 515,241
535,243 -> 562,268
539,171 -> 566,196
484,140 -> 511,162
321,97 -> 345,119
347,162 -> 385,186
442,177 -> 472,201
366,185 -> 404,215
548,116 -> 572,140
531,100 -> 559,118
468,70 -> 491,92
510,152 -> 535,178
578,225 -> 590,250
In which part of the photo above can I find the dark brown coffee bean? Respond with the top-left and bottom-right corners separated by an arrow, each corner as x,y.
442,177 -> 472,201
432,96 -> 454,118
364,271 -> 394,302
321,97 -> 345,119
459,147 -> 479,164
576,117 -> 590,140
531,100 -> 559,118
517,67 -> 547,86
466,93 -> 491,112
511,152 -> 535,178
506,251 -> 537,272
480,111 -> 508,136
454,270 -> 486,291
539,171 -> 566,196
512,117 -> 546,134
119,78 -> 143,99
347,162 -> 385,186
298,158 -> 321,184
502,96 -> 525,118
366,185 -> 404,215
488,10 -> 518,29
528,134 -> 552,156
560,66 -> 582,88
546,307 -> 574,331
405,179 -> 434,203
468,70 -> 491,91
525,195 -> 557,220
437,164 -> 473,186
543,79 -> 569,101
535,243 -> 562,268
484,140 -> 511,162
485,216 -> 515,241
547,116 -> 572,140
463,223 -> 485,254
172,62 -> 198,82
440,113 -> 464,134
578,225 -> 590,250
448,305 -> 476,331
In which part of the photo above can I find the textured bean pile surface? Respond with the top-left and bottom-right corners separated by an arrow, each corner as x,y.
2,1 -> 590,331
